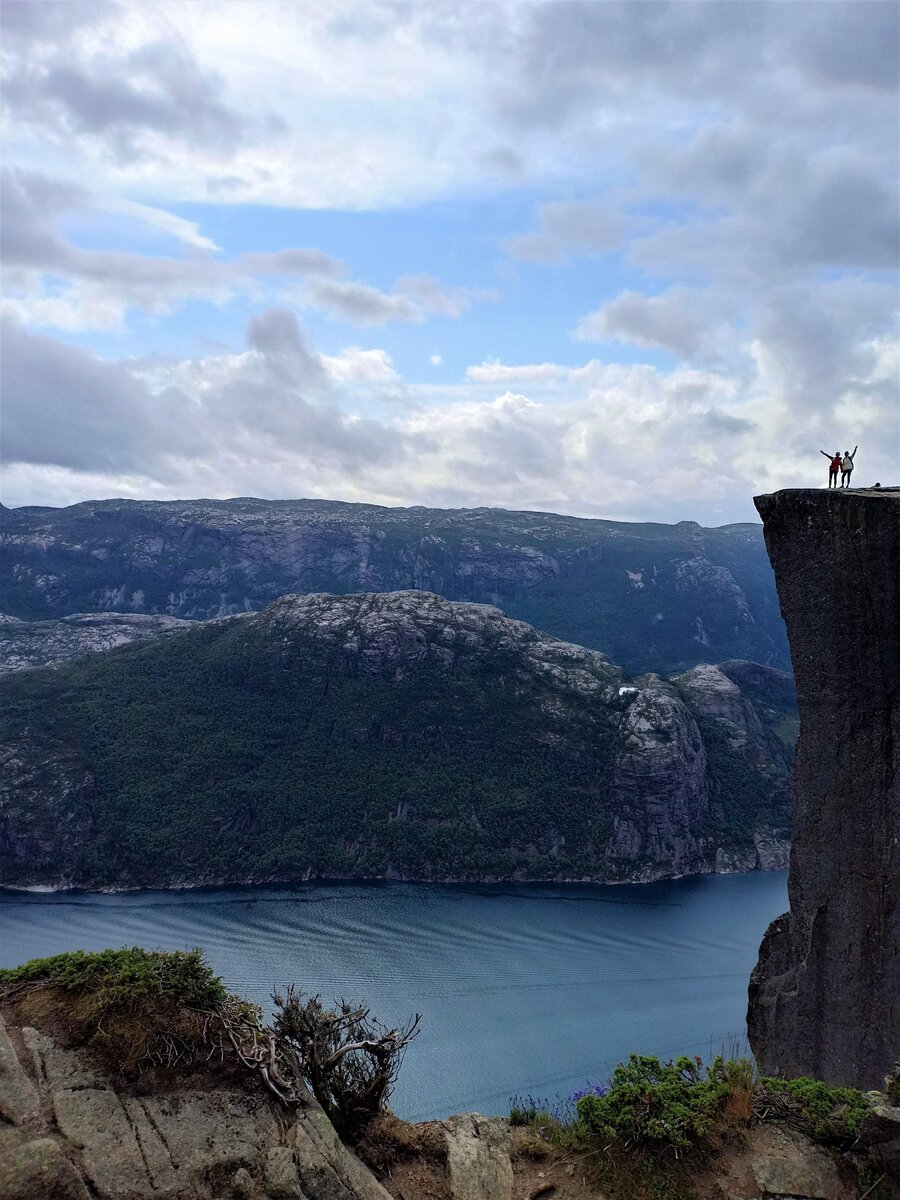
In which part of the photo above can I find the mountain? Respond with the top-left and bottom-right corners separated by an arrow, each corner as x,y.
748,487 -> 900,1090
0,498 -> 789,676
0,611 -> 192,673
0,590 -> 794,890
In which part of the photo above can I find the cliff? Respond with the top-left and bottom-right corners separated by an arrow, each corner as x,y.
747,488 -> 900,1089
0,497 -> 789,675
0,591 -> 793,890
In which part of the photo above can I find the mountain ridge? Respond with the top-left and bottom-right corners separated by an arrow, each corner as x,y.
0,497 -> 788,676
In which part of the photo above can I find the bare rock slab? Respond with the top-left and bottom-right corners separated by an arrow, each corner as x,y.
749,1125 -> 852,1200
441,1113 -> 515,1200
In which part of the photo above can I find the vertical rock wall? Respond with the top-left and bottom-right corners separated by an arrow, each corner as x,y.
747,488 -> 899,1088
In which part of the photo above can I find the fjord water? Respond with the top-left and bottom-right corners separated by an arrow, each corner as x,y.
0,872 -> 786,1121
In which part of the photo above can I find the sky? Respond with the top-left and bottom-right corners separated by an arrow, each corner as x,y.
1,0 -> 898,525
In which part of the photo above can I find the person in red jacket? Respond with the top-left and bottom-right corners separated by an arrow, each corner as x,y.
819,449 -> 842,488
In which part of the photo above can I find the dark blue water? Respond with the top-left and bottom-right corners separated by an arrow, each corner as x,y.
0,872 -> 787,1121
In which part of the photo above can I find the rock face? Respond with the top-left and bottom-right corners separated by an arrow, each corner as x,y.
0,497 -> 789,675
0,611 -> 193,674
747,489 -> 900,1089
0,591 -> 794,889
0,1013 -> 393,1200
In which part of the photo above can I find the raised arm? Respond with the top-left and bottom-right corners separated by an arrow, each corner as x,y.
851,445 -> 857,460
820,450 -> 832,458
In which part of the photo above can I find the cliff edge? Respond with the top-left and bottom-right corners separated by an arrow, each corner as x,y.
747,488 -> 900,1088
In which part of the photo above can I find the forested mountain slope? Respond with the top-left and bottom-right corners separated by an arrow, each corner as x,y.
0,498 -> 788,675
0,591 -> 795,890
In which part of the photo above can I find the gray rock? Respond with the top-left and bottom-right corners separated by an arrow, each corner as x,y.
747,489 -> 900,1088
264,1146 -> 309,1199
0,611 -> 193,674
858,1104 -> 900,1178
0,1019 -> 39,1126
0,1016 -> 392,1200
0,1137 -> 90,1200
750,1125 -> 848,1199
441,1113 -> 514,1200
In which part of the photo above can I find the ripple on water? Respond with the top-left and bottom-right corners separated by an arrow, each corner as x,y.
0,873 -> 786,1121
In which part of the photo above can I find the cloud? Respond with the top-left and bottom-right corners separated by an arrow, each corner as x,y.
0,1 -> 115,44
395,274 -> 500,318
506,200 -> 626,263
5,311 -> 896,523
575,289 -> 735,361
1,311 -> 418,489
466,359 -> 565,384
108,201 -> 220,252
2,19 -> 264,163
306,275 -> 498,327
1,1 -> 897,523
321,347 -> 399,384
0,316 -> 193,473
307,279 -> 420,326
1,168 -> 487,331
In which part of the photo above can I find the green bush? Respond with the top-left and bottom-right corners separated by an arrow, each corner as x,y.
759,1076 -> 868,1144
576,1055 -> 736,1152
0,948 -> 240,1074
0,947 -> 228,1013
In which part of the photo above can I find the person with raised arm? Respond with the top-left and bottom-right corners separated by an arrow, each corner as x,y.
840,446 -> 858,488
820,449 -> 842,488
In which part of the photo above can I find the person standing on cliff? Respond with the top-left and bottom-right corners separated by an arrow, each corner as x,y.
820,450 -> 842,487
841,446 -> 858,488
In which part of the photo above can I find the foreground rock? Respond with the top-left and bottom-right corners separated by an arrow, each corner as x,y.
0,1013 -> 391,1200
747,488 -> 900,1089
0,591 -> 793,889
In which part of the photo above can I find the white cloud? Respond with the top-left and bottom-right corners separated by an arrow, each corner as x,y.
575,288 -> 737,362
1,1 -> 897,522
321,346 -> 398,384
429,354 -> 443,366
466,358 -> 565,384
1,167 -> 492,331
4,312 -> 897,523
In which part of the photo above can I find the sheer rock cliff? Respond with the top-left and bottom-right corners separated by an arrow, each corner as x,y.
747,488 -> 900,1089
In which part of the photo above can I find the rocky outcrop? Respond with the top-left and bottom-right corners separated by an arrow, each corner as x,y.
0,1013 -> 393,1200
0,497 -> 790,675
0,612 -> 194,674
747,489 -> 900,1089
440,1114 -> 514,1200
0,591 -> 794,889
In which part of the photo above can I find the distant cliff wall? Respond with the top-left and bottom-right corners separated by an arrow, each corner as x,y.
0,497 -> 789,675
747,489 -> 900,1088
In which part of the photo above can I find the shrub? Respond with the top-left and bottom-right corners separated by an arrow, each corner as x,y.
576,1055 -> 737,1154
0,947 -> 227,1012
758,1076 -> 869,1145
0,947 -> 253,1074
272,987 -> 420,1139
510,1084 -> 607,1146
